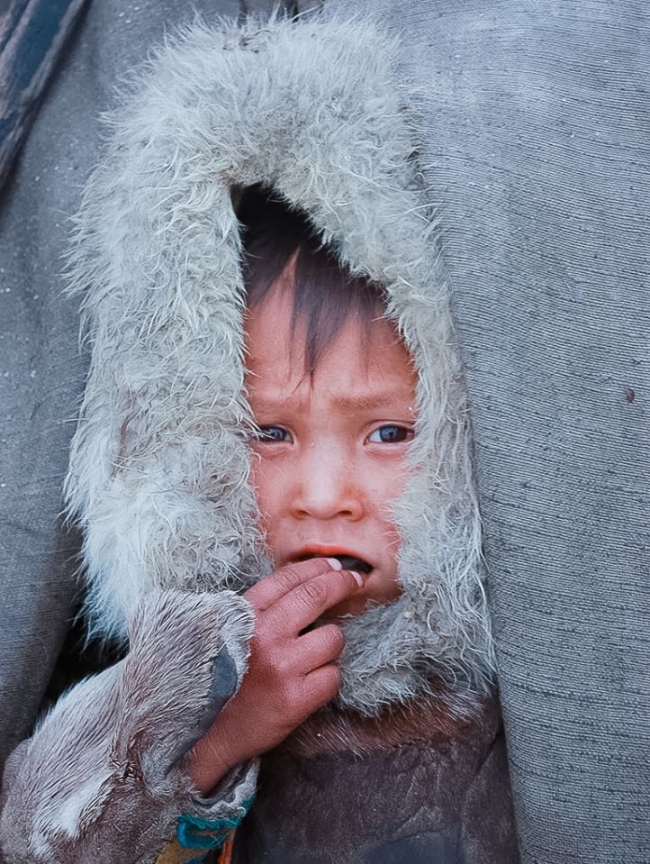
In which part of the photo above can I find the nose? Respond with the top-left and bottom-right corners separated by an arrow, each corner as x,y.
290,442 -> 364,522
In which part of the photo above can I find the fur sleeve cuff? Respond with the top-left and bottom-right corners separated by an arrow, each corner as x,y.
156,761 -> 257,862
0,589 -> 256,864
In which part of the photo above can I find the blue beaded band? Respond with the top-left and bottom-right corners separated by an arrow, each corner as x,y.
177,796 -> 255,852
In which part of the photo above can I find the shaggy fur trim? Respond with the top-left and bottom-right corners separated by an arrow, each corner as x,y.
0,590 -> 257,864
65,13 -> 494,714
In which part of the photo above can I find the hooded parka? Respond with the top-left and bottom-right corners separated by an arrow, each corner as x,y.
0,12 -> 519,864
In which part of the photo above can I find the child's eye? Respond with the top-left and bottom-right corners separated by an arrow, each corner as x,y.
367,425 -> 413,444
255,426 -> 292,443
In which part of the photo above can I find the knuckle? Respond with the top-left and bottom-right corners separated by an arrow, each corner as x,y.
275,566 -> 302,593
300,579 -> 329,609
275,654 -> 294,682
277,559 -> 330,590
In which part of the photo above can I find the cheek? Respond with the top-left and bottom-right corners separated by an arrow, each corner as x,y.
368,457 -> 411,517
367,457 -> 412,559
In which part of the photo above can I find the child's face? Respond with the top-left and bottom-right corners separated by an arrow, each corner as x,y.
244,280 -> 418,617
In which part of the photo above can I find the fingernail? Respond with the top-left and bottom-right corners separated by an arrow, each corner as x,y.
350,571 -> 363,588
327,557 -> 343,570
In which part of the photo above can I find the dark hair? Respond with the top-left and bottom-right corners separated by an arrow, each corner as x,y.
237,185 -> 387,377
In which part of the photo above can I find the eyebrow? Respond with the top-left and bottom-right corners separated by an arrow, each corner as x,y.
252,389 -> 412,413
328,392 -> 407,411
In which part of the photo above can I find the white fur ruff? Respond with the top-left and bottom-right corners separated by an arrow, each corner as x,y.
65,13 -> 494,715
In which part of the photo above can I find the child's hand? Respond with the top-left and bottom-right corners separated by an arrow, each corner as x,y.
189,558 -> 362,794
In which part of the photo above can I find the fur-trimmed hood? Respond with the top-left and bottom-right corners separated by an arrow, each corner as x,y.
66,11 -> 493,715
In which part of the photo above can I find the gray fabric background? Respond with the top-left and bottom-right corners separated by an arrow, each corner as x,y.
1,2 -> 648,862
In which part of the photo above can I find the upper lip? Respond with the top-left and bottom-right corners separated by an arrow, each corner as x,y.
289,545 -> 374,573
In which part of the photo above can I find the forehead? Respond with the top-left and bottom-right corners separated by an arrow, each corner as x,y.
244,283 -> 417,404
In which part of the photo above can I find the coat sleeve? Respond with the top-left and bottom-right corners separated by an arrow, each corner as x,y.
0,589 -> 258,864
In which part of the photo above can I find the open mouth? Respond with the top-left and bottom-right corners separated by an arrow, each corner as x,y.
296,552 -> 373,574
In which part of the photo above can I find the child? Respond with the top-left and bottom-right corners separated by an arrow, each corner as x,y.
188,190 -> 519,863
189,189 -> 419,798
0,15 -> 518,864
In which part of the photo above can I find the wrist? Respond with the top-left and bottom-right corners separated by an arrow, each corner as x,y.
189,724 -> 242,796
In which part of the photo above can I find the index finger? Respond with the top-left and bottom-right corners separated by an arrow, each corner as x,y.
269,567 -> 362,635
244,558 -> 344,613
